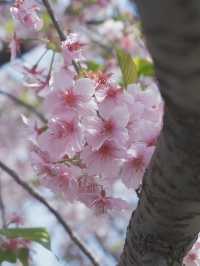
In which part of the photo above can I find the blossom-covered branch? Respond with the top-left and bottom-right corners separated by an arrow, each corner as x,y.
0,160 -> 100,266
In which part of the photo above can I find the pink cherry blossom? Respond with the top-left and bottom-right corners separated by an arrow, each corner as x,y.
95,84 -> 125,115
77,175 -> 102,206
41,164 -> 81,201
10,0 -> 43,31
184,237 -> 200,266
90,190 -> 129,215
61,33 -> 85,65
84,105 -> 129,150
7,212 -> 24,226
44,77 -> 96,118
38,114 -> 85,159
30,143 -> 53,174
127,82 -> 162,112
21,115 -> 47,142
30,143 -> 81,200
81,140 -> 125,179
95,72 -> 112,90
14,62 -> 48,95
129,120 -> 161,146
1,239 -> 31,252
50,67 -> 75,91
120,143 -> 155,189
120,34 -> 135,53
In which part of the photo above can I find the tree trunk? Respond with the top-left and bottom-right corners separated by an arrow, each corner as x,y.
119,1 -> 200,265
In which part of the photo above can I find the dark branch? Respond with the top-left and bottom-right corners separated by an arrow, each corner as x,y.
41,0 -> 80,73
41,0 -> 66,41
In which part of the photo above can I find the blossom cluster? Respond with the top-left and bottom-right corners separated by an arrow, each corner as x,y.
23,31 -> 163,214
10,0 -> 43,31
6,1 -> 200,265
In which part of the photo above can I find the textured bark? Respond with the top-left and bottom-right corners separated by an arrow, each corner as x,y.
119,1 -> 200,265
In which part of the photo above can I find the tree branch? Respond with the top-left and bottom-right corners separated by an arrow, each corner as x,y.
0,161 -> 99,266
0,90 -> 47,124
41,0 -> 66,41
41,0 -> 80,73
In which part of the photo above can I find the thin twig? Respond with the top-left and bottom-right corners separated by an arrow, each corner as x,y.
47,50 -> 55,79
42,0 -> 66,41
0,90 -> 47,124
33,49 -> 49,69
0,161 -> 100,266
0,178 -> 6,228
41,0 -> 80,73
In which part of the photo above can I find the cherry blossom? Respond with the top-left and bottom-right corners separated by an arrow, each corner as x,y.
90,190 -> 129,215
120,143 -> 155,189
1,238 -> 30,251
61,33 -> 85,66
10,0 -> 43,31
183,236 -> 200,266
40,164 -> 81,201
7,213 -> 24,226
98,19 -> 124,42
81,140 -> 125,179
38,114 -> 85,159
95,84 -> 125,115
44,76 -> 96,118
84,105 -> 129,150
77,175 -> 102,206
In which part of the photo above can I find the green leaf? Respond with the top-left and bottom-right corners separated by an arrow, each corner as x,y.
0,249 -> 17,263
134,57 -> 155,77
116,48 -> 137,89
0,247 -> 29,265
0,228 -> 51,250
5,20 -> 15,34
18,248 -> 29,266
42,12 -> 52,29
86,60 -> 103,72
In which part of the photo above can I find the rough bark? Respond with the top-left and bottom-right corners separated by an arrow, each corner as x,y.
119,1 -> 200,265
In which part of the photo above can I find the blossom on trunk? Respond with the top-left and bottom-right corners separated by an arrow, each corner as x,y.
184,236 -> 200,266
